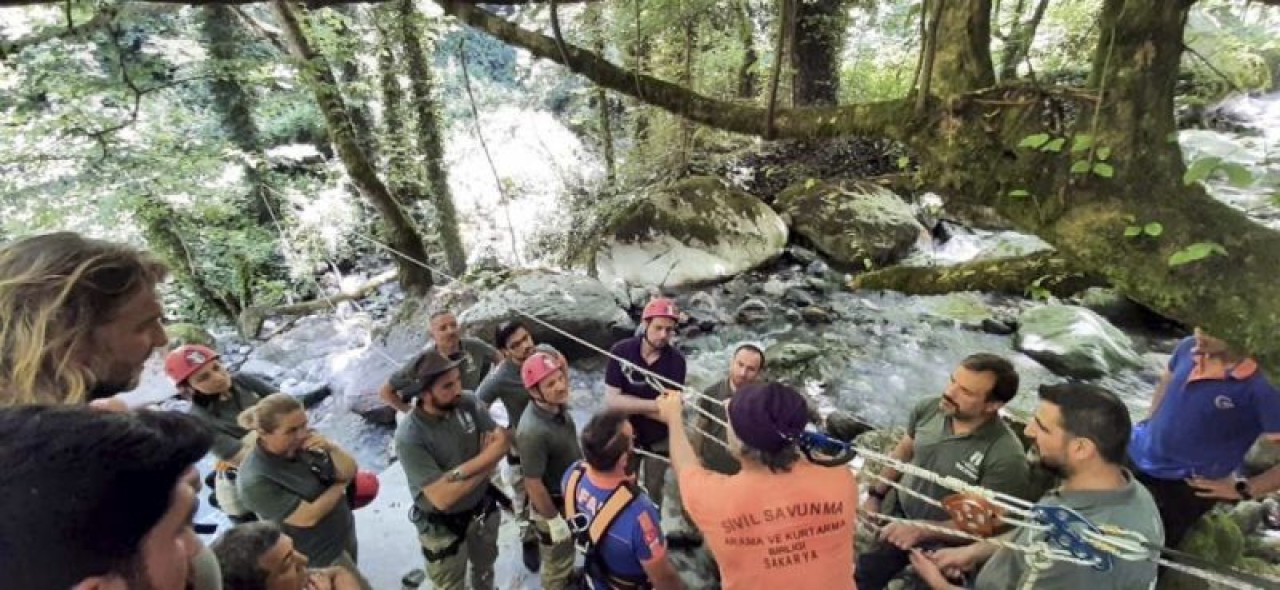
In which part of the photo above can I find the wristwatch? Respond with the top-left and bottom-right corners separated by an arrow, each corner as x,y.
447,468 -> 467,483
1235,477 -> 1253,501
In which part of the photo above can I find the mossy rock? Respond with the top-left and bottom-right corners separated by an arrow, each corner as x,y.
776,179 -> 925,269
1161,512 -> 1247,590
166,323 -> 215,349
594,176 -> 788,288
1013,304 -> 1145,379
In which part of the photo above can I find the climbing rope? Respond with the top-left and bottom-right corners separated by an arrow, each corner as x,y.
345,230 -> 1280,590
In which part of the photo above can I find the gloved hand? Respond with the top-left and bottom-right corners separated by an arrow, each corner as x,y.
544,514 -> 572,544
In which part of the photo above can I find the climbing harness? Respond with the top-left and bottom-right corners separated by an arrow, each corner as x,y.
563,465 -> 652,590
335,230 -> 1280,590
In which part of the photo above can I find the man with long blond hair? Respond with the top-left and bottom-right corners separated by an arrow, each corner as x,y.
0,231 -> 169,406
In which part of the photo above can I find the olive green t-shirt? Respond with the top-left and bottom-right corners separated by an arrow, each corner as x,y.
695,379 -> 740,475
394,394 -> 497,522
514,402 -> 582,498
888,397 -> 1031,522
974,472 -> 1161,590
236,445 -> 355,567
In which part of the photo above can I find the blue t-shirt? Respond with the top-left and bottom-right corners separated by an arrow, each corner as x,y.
561,461 -> 666,586
1129,337 -> 1280,479
604,336 -> 686,447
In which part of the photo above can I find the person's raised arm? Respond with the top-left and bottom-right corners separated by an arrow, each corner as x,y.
304,433 -> 357,482
642,557 -> 684,590
605,385 -> 661,416
655,391 -> 696,473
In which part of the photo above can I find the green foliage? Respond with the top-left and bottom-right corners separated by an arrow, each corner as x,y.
1183,156 -> 1256,188
1168,241 -> 1228,267
1124,222 -> 1163,238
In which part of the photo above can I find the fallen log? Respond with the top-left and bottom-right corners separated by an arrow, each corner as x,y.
849,252 -> 1105,298
238,270 -> 399,337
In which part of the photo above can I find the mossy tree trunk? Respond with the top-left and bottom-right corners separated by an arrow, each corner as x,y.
789,0 -> 843,106
996,0 -> 1050,81
135,194 -> 241,322
736,0 -> 758,99
198,4 -> 282,226
583,4 -> 616,184
331,5 -> 380,162
852,252 -> 1103,297
375,11 -> 426,209
400,0 -> 467,276
273,0 -> 433,294
434,0 -> 1280,375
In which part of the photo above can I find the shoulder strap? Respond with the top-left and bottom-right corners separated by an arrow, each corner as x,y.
565,464 -> 585,519
589,480 -> 639,544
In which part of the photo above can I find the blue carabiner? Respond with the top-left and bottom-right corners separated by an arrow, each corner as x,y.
796,431 -> 859,467
1031,504 -> 1113,572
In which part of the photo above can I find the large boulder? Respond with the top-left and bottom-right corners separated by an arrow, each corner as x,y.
594,176 -> 788,288
1014,305 -> 1146,379
458,271 -> 636,361
776,179 -> 926,269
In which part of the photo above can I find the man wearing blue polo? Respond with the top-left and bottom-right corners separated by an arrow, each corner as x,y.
1128,328 -> 1280,549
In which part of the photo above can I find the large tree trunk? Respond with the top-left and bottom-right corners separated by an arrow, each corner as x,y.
851,252 -> 1103,297
400,0 -> 467,276
273,0 -> 432,294
582,4 -> 615,184
332,5 -> 379,161
375,11 -> 426,208
135,195 -> 241,322
789,0 -> 843,105
198,4 -> 281,226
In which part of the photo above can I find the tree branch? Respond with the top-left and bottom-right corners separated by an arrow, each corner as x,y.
228,5 -> 287,52
434,0 -> 920,141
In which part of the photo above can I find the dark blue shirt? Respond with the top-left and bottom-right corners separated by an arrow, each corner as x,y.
1129,337 -> 1280,479
561,462 -> 666,586
604,336 -> 686,447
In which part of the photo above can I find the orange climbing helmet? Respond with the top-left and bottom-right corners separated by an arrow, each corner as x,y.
642,297 -> 679,322
164,344 -> 219,384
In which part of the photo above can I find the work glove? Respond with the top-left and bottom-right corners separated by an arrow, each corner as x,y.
539,514 -> 572,544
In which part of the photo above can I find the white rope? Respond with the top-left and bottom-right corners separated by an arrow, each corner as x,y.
348,230 -> 1276,590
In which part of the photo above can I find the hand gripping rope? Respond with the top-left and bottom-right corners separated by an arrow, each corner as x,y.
344,230 -> 1280,590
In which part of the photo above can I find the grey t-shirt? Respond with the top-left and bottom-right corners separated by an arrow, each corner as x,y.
974,472 -> 1162,590
514,403 -> 583,498
394,394 -> 497,521
189,374 -> 274,460
389,337 -> 498,398
475,344 -> 560,429
236,445 -> 355,567
695,379 -> 740,475
889,397 -> 1031,522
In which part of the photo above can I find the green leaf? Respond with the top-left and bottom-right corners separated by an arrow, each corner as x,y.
1183,156 -> 1223,185
1041,138 -> 1066,152
1096,147 -> 1112,161
1070,161 -> 1091,174
1124,225 -> 1142,238
1008,189 -> 1030,198
1071,135 -> 1094,153
1092,163 -> 1115,178
1019,133 -> 1051,149
1143,222 -> 1164,237
897,155 -> 911,170
1220,163 -> 1254,188
804,178 -> 818,190
1168,241 -> 1228,267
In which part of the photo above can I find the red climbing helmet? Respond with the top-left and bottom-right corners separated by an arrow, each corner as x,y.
164,344 -> 219,384
351,470 -> 380,509
642,297 -> 679,322
521,351 -> 562,390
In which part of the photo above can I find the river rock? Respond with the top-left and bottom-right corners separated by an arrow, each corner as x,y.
733,298 -> 772,324
826,410 -> 873,442
458,271 -> 635,360
801,306 -> 835,325
776,179 -> 927,269
1013,305 -> 1145,379
594,176 -> 788,288
783,287 -> 816,307
1075,287 -> 1157,329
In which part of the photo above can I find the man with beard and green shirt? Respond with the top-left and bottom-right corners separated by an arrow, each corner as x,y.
910,382 -> 1162,590
475,320 -> 562,571
516,351 -> 582,590
692,343 -> 766,475
857,353 -> 1031,589
394,351 -> 511,590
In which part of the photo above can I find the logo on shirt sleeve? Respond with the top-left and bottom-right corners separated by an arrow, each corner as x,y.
638,511 -> 662,551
